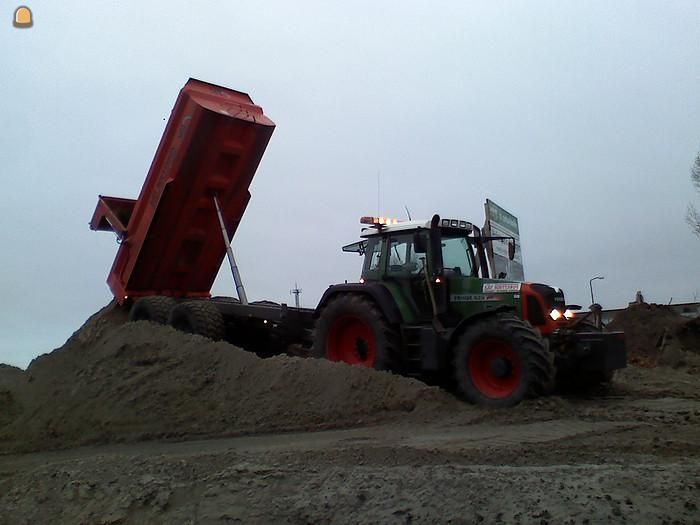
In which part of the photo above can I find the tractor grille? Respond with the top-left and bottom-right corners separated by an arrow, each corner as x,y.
526,295 -> 546,325
530,283 -> 565,311
522,283 -> 566,332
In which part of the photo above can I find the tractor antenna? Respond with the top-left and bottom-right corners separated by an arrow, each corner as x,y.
404,205 -> 412,220
290,282 -> 302,308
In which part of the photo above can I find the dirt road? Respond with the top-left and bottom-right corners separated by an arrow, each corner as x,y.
2,365 -> 700,524
1,304 -> 699,523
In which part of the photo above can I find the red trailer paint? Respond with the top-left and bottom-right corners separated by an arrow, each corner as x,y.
90,79 -> 275,304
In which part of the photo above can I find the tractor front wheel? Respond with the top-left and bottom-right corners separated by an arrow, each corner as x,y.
454,313 -> 554,407
312,294 -> 397,371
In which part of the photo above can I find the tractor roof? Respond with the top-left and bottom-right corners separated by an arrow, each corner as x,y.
359,219 -> 432,238
358,216 -> 474,238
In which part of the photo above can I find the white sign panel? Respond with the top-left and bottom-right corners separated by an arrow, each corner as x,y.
484,199 -> 525,281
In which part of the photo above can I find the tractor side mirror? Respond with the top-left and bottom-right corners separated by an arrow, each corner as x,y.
413,232 -> 427,253
508,240 -> 516,261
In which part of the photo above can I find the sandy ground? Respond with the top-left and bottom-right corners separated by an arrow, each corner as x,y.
1,304 -> 700,523
2,367 -> 699,523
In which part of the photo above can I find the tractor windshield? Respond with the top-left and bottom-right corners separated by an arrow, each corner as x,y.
441,235 -> 475,277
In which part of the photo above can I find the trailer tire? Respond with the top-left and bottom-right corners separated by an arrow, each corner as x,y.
312,294 -> 397,371
454,313 -> 554,407
128,296 -> 176,324
168,301 -> 225,341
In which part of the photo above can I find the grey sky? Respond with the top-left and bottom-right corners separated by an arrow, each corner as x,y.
1,1 -> 699,368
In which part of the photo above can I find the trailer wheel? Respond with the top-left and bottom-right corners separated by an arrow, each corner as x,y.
168,301 -> 225,341
312,294 -> 397,370
128,296 -> 176,324
454,313 -> 554,407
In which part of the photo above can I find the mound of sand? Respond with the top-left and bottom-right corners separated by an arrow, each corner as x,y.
608,303 -> 700,367
0,364 -> 24,428
0,305 -> 459,454
676,316 -> 700,352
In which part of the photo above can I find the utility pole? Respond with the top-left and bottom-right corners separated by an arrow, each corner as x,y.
290,282 -> 302,308
589,276 -> 604,305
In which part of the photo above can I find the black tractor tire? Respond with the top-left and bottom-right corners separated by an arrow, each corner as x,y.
453,312 -> 555,407
128,296 -> 176,324
168,300 -> 225,341
311,294 -> 398,371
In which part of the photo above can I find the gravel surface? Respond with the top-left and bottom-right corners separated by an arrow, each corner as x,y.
1,303 -> 699,523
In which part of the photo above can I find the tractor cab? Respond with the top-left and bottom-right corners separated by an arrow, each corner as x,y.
343,214 -> 518,326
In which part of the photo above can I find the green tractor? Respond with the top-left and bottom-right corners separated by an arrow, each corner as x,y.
312,214 -> 626,407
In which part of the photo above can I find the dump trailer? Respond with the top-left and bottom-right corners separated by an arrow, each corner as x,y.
92,79 -> 626,407
90,78 -> 315,355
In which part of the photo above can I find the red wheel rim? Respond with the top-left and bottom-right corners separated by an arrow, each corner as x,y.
326,315 -> 376,367
468,338 -> 521,399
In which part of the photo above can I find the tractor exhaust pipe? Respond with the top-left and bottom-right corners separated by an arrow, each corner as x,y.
213,194 -> 248,305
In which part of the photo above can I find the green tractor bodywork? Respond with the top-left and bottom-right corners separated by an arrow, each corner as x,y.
312,214 -> 627,407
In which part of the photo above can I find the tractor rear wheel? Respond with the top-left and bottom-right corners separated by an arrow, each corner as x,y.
312,294 -> 397,371
454,313 -> 554,407
128,296 -> 176,324
168,300 -> 225,341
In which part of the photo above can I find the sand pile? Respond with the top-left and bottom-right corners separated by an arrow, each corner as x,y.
0,365 -> 24,429
676,316 -> 700,351
608,303 -> 700,367
0,305 -> 458,454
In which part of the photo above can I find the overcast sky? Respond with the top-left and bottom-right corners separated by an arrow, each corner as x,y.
1,1 -> 699,368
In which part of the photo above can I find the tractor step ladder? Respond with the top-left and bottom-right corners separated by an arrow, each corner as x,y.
400,325 -> 425,377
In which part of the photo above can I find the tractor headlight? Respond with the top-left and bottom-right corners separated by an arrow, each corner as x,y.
564,309 -> 575,319
549,309 -> 563,321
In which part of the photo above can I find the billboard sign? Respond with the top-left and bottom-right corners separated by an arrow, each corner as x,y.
483,199 -> 524,281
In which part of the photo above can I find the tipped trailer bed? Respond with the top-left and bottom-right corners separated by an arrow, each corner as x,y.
91,79 -> 314,355
90,78 -> 276,303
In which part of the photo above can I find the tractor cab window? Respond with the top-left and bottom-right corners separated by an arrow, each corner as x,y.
387,234 -> 424,276
362,237 -> 383,279
441,236 -> 473,276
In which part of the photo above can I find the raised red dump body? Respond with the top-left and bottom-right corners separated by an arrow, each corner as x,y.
90,79 -> 275,304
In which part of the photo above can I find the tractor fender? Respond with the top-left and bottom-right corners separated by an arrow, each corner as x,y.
448,306 -> 517,349
315,283 -> 403,325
